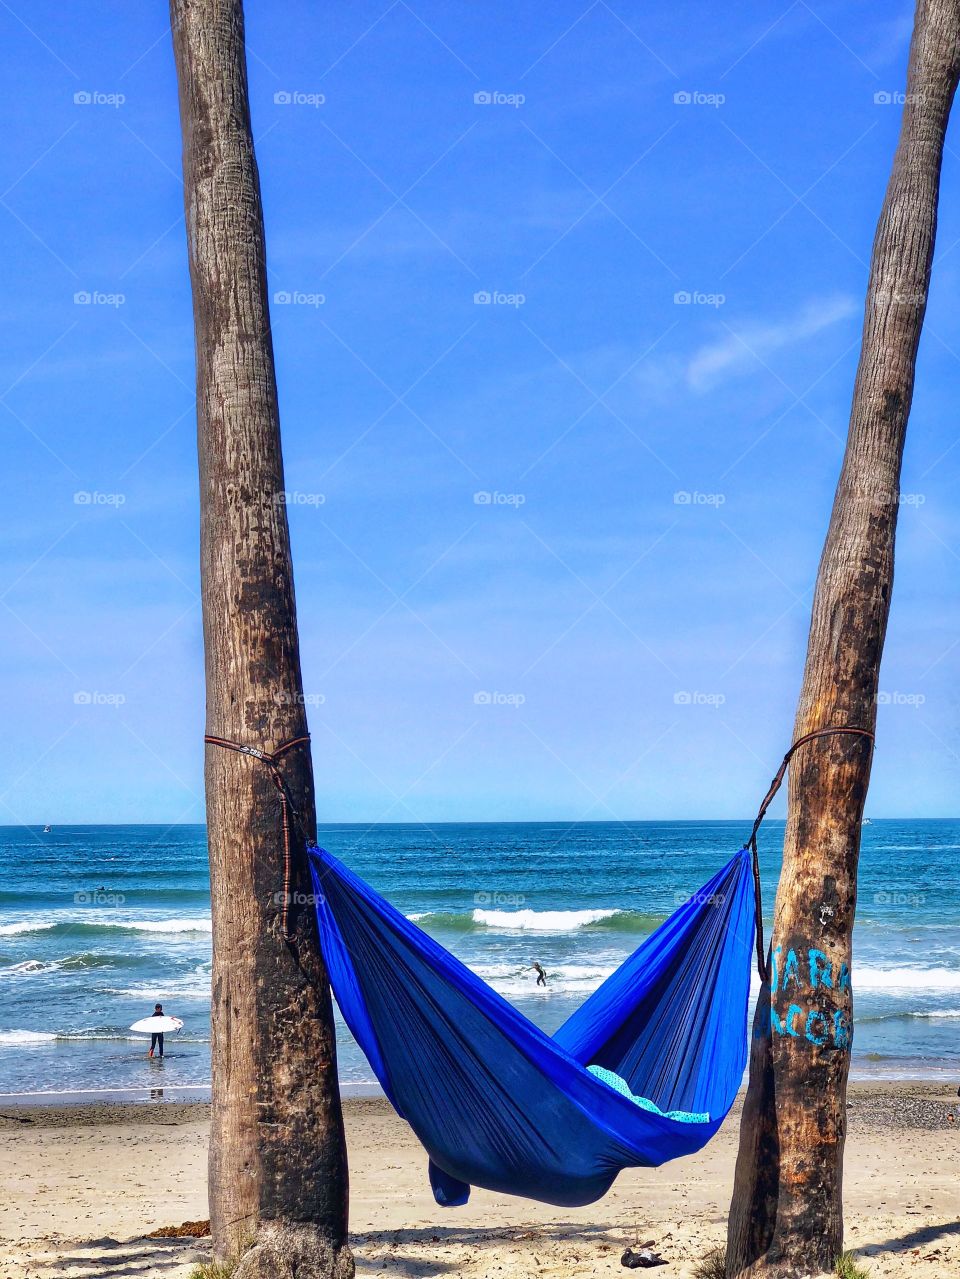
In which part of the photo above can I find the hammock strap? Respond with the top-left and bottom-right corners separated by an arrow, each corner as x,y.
744,726 -> 875,982
204,733 -> 311,941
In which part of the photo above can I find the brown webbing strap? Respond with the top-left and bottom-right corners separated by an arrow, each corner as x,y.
745,726 -> 875,982
204,733 -> 311,942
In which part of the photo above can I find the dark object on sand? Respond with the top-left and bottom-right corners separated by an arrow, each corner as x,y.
621,1246 -> 666,1268
146,1220 -> 211,1239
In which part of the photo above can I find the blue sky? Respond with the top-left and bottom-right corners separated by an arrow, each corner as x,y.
2,0 -> 959,824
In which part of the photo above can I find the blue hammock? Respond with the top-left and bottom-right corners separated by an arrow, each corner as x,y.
308,844 -> 754,1207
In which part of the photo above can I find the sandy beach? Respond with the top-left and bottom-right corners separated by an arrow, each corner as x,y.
0,1083 -> 956,1278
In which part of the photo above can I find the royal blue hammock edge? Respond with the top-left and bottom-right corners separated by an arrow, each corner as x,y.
309,844 -> 754,1207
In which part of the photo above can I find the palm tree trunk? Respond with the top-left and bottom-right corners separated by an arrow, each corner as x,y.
727,3 -> 960,1275
169,2 -> 352,1275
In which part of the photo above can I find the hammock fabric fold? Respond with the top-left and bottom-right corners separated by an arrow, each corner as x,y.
309,844 -> 754,1207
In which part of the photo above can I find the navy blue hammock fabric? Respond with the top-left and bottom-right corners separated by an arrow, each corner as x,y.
308,844 -> 754,1208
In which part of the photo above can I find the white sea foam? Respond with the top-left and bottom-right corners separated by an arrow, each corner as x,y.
118,918 -> 212,934
0,959 -> 59,977
473,961 -> 618,997
477,960 -> 960,1000
102,962 -> 213,1002
854,965 -> 960,990
747,964 -> 960,997
472,907 -> 623,932
0,917 -> 211,936
0,1028 -> 188,1046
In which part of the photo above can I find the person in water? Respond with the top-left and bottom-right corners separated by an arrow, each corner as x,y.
532,961 -> 548,987
148,1003 -> 166,1058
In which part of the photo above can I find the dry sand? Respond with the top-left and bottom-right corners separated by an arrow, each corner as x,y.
0,1083 -> 957,1278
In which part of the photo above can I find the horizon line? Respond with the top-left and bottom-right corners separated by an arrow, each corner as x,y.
2,816 -> 957,830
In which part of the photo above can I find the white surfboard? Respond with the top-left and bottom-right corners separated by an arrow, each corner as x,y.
129,1015 -> 183,1034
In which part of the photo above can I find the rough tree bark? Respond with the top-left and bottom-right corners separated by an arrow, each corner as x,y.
169,3 -> 353,1275
727,4 -> 960,1276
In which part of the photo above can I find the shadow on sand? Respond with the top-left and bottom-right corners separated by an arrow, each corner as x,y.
25,1236 -> 209,1277
351,1220 -> 632,1276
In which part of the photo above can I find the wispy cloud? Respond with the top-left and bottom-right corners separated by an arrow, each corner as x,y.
686,295 -> 858,392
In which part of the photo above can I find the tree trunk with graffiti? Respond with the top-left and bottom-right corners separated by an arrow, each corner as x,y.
169,1 -> 353,1276
726,3 -> 960,1276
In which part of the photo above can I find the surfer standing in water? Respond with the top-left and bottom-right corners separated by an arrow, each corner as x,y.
532,961 -> 548,988
148,1003 -> 166,1058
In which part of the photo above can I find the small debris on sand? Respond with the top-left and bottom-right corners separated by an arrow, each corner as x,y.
145,1219 -> 210,1238
621,1246 -> 666,1268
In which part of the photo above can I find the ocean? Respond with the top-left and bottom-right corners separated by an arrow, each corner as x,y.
0,820 -> 957,1098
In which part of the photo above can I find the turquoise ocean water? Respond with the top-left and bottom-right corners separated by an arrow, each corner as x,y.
0,821 -> 957,1097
